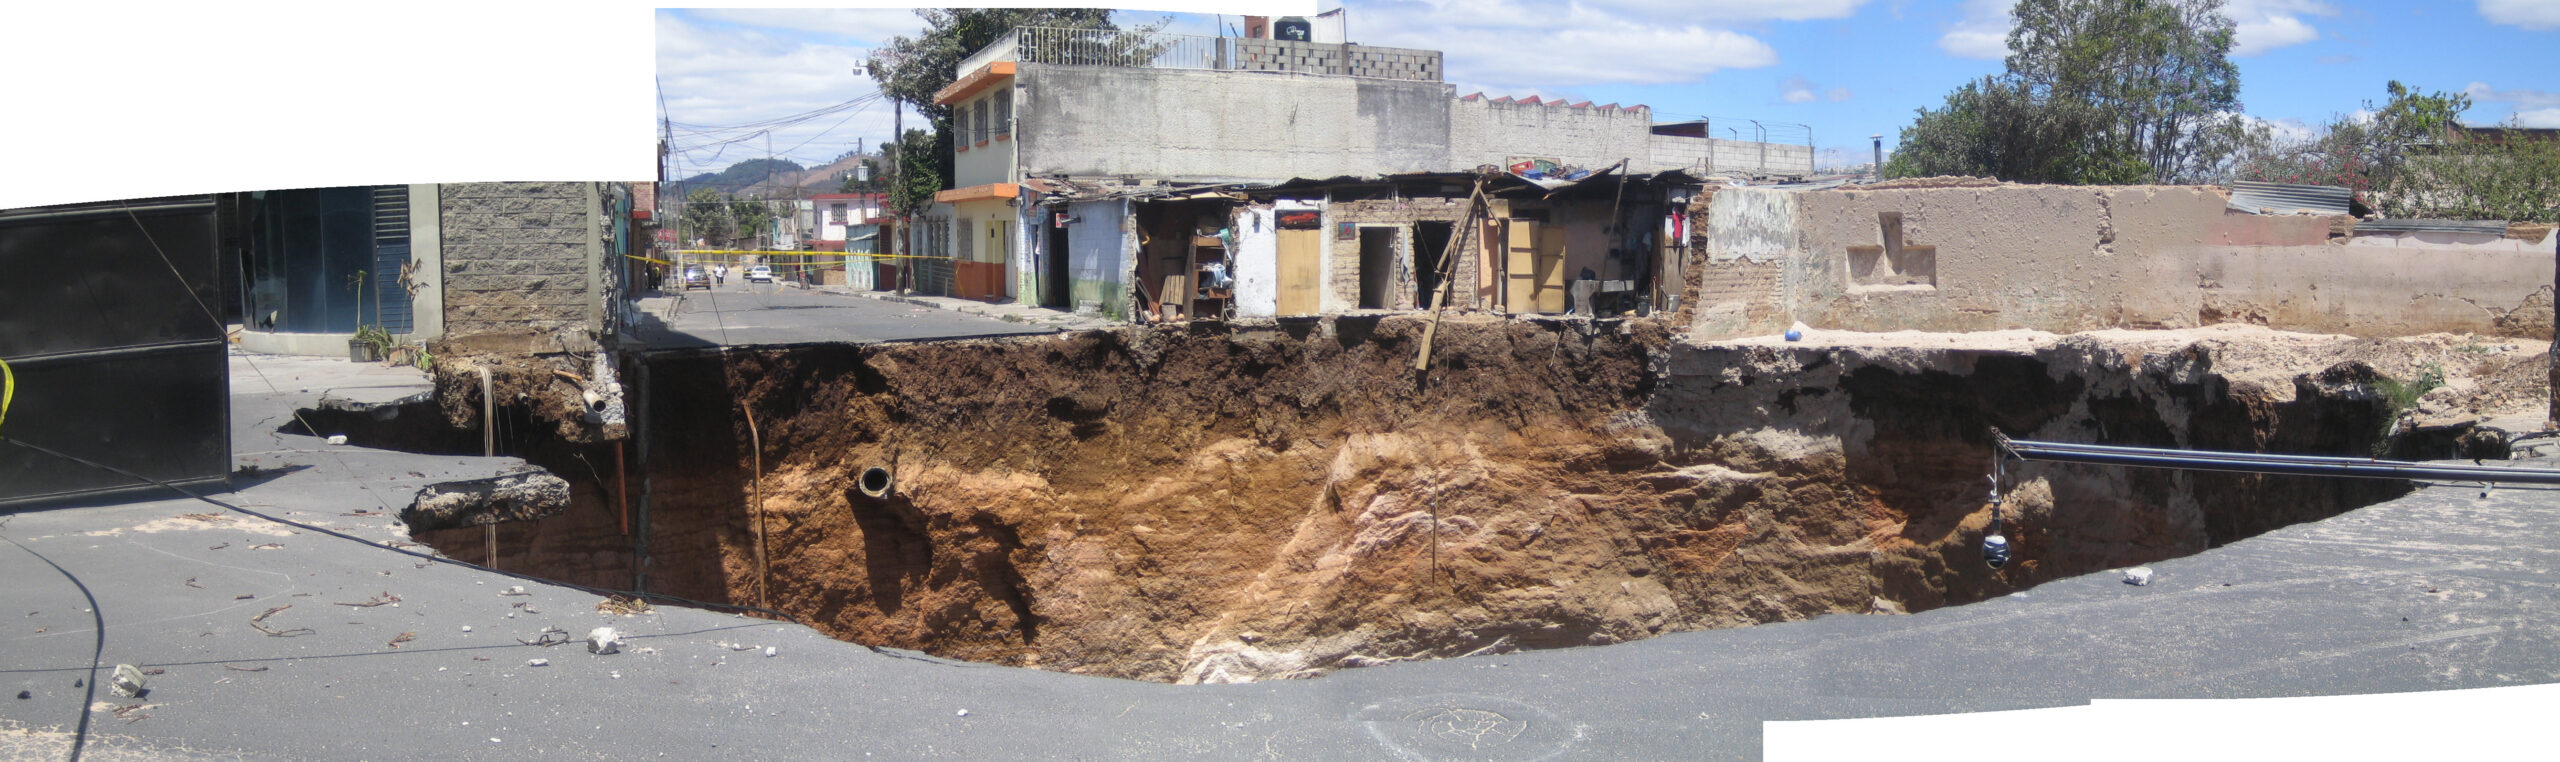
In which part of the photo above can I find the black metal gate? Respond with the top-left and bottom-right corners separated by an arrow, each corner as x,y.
0,197 -> 229,508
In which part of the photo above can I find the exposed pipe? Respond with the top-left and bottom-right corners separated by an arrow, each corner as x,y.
615,439 -> 630,536
478,366 -> 497,569
2002,437 -> 2560,485
743,403 -> 770,611
858,466 -> 894,499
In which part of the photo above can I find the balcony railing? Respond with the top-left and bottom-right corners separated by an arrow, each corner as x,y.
957,27 -> 1441,82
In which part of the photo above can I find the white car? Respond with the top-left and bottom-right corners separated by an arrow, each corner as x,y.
746,265 -> 774,283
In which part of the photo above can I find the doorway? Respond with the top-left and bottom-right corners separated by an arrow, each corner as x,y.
1357,227 -> 1396,310
1411,221 -> 1452,307
1044,218 -> 1071,309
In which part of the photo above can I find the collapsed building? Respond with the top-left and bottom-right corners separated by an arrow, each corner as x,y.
914,25 -> 1806,319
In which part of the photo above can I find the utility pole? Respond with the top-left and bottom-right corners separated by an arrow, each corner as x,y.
891,96 -> 908,295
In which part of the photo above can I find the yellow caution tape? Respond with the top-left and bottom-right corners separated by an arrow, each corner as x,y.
623,253 -> 675,266
670,249 -> 947,261
0,355 -> 13,437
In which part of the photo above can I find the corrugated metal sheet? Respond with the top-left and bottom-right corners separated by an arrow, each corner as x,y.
2227,181 -> 2351,216
2354,219 -> 2509,235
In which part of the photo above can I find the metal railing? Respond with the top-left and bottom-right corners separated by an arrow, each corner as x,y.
960,27 -> 1439,82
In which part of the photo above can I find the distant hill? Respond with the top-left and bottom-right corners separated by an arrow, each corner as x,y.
677,158 -> 806,196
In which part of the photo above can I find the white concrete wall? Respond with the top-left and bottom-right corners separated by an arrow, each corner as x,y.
1449,99 -> 1655,173
951,84 -> 1017,189
1233,203 -> 1280,317
1017,65 -> 1451,183
1650,135 -> 1815,176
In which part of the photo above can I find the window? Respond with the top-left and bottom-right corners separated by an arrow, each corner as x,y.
956,108 -> 971,150
829,204 -> 847,225
994,90 -> 1012,137
974,99 -> 991,144
957,219 -> 974,260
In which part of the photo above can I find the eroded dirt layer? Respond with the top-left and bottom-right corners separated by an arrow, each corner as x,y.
388,319 -> 2546,684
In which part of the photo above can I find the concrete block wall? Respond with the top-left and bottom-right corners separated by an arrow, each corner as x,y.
1229,39 -> 1441,81
1450,98 -> 1654,173
439,182 -> 602,354
1650,135 -> 1815,176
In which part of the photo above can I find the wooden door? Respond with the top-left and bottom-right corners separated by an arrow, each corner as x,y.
1277,228 -> 1321,316
1504,219 -> 1538,313
1535,226 -> 1566,314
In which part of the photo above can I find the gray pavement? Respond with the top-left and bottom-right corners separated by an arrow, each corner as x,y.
4,352 -> 2559,759
626,281 -> 1064,349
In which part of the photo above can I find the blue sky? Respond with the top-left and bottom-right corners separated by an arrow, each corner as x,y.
657,1 -> 2559,174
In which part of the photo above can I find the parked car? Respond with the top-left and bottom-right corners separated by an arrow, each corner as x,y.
680,267 -> 710,290
746,265 -> 774,283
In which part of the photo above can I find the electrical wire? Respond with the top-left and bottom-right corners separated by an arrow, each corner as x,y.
2,531 -> 106,762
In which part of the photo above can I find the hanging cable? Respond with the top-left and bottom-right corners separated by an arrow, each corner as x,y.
1983,435 -> 2012,569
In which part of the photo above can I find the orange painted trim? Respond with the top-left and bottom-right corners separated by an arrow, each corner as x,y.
996,133 -> 1010,142
932,61 -> 1016,105
932,183 -> 1020,204
975,140 -> 990,148
955,143 -> 969,153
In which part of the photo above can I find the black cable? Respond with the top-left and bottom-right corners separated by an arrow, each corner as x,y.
0,435 -> 824,636
2,532 -> 105,762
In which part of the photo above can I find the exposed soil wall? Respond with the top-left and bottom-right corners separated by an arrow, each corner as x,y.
373,319 -> 2545,684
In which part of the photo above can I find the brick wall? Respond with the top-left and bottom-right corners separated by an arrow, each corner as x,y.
1326,196 -> 1478,311
440,182 -> 601,355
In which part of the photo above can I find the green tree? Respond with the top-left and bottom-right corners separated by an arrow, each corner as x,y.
1889,0 -> 2245,184
680,188 -> 732,246
862,9 -> 1150,214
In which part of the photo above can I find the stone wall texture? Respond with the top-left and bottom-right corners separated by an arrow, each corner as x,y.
439,182 -> 602,355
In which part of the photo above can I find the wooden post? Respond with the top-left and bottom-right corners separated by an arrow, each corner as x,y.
1413,179 -> 1489,371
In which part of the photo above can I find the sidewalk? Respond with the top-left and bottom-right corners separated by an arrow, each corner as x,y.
815,284 -> 1118,331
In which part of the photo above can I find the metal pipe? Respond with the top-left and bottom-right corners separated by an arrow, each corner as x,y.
2004,438 -> 2560,485
479,366 -> 496,568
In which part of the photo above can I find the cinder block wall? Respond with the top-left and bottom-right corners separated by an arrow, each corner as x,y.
439,182 -> 602,355
1449,99 -> 1653,174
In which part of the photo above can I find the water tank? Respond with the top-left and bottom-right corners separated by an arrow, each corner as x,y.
1274,16 -> 1311,41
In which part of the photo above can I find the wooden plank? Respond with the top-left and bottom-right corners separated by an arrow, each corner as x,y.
1504,219 -> 1538,313
1277,228 -> 1321,316
1536,226 -> 1566,314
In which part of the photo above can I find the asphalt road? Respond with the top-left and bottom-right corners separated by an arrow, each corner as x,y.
626,280 -> 1057,349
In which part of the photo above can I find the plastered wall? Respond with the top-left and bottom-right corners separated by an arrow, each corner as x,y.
1690,183 -> 2556,340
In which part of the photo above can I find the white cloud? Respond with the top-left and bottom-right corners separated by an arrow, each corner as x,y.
2462,83 -> 2560,128
655,11 -> 905,175
1938,0 -> 2015,59
2225,0 -> 2332,56
1578,0 -> 1869,22
2479,0 -> 2560,30
2465,82 -> 2560,110
1827,87 -> 1854,102
1782,76 -> 1819,104
1939,0 -> 2333,60
1350,1 -> 1780,87
2510,108 -> 2560,128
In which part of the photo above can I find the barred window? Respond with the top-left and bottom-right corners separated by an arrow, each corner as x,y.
974,99 -> 991,143
994,90 -> 1012,136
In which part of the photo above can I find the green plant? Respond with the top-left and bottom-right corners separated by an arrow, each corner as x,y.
411,346 -> 436,372
354,325 -> 396,357
2371,362 -> 2446,455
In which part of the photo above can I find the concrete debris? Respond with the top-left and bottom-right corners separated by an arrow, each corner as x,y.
400,470 -> 572,531
526,658 -> 549,667
110,664 -> 147,698
586,627 -> 621,655
2123,567 -> 2155,586
763,646 -> 777,658
956,709 -> 969,717
325,435 -> 348,445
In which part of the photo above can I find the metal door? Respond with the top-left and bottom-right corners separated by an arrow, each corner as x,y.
0,198 -> 229,508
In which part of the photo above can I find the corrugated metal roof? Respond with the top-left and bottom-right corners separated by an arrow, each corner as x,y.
2227,181 -> 2351,216
2354,219 -> 2509,235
